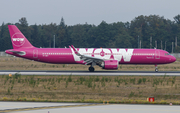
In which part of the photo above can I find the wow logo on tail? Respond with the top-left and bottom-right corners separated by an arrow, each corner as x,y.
8,25 -> 34,49
12,33 -> 25,47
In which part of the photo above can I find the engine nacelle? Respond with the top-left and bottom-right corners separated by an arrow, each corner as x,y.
101,60 -> 118,70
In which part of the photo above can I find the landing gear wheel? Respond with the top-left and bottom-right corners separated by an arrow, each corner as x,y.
89,67 -> 95,72
155,64 -> 158,72
155,68 -> 158,72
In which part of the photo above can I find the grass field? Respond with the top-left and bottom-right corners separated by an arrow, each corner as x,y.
0,56 -> 180,71
0,56 -> 180,104
0,74 -> 180,104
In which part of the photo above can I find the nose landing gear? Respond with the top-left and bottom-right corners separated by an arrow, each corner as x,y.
155,64 -> 158,72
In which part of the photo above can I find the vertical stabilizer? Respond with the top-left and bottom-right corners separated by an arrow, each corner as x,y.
8,25 -> 34,49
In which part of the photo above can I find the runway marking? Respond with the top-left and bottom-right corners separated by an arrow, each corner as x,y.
72,104 -> 180,112
1,71 -> 180,76
0,104 -> 104,112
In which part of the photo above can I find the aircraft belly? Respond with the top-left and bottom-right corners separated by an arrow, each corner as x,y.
39,55 -> 75,64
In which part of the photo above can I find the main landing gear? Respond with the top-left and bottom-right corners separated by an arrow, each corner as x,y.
89,62 -> 96,72
155,64 -> 158,72
89,66 -> 95,72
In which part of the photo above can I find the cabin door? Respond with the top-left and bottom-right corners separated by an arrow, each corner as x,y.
155,50 -> 160,59
33,49 -> 38,58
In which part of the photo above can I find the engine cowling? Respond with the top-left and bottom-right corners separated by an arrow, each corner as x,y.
101,60 -> 118,70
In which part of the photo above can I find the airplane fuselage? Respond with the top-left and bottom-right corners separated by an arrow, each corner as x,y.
6,48 -> 175,65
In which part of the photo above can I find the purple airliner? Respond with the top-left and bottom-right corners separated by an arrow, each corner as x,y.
5,25 -> 176,72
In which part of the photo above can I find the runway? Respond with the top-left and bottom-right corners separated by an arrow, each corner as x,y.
0,102 -> 93,112
0,102 -> 180,113
0,70 -> 180,76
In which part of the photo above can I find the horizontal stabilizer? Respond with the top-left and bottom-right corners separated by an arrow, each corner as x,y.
8,50 -> 26,56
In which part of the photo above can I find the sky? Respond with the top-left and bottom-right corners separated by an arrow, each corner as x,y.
1,0 -> 180,26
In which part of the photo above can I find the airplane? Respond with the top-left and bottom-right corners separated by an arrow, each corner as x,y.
5,25 -> 176,72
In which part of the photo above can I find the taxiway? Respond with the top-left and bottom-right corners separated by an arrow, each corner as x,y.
0,70 -> 180,76
0,102 -> 179,113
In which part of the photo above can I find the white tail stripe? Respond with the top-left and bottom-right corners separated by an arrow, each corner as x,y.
12,38 -> 24,41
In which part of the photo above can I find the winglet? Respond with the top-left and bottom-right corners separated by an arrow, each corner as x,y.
70,45 -> 79,55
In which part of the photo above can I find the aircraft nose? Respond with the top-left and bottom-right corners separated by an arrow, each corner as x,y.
170,55 -> 176,63
172,56 -> 176,62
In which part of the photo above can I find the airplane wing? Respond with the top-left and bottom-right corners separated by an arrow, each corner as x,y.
70,45 -> 104,65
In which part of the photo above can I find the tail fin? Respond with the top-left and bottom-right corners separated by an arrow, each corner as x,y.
8,25 -> 34,49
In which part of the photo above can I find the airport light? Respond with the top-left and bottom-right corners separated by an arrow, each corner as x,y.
172,42 -> 174,53
54,35 -> 55,48
165,41 -> 166,50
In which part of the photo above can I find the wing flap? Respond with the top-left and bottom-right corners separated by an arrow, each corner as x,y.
70,45 -> 105,65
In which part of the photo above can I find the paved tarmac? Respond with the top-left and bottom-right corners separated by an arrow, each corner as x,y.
0,102 -> 83,110
1,102 -> 179,113
0,70 -> 180,76
0,102 -> 87,112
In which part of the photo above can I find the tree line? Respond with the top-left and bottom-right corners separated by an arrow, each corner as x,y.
1,14 -> 180,53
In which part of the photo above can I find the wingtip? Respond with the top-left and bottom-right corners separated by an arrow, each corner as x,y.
70,45 -> 78,54
71,45 -> 76,50
71,45 -> 75,48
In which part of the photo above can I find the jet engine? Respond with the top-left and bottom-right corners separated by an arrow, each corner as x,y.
101,60 -> 118,69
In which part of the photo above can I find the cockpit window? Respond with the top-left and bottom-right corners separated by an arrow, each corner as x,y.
165,53 -> 170,55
